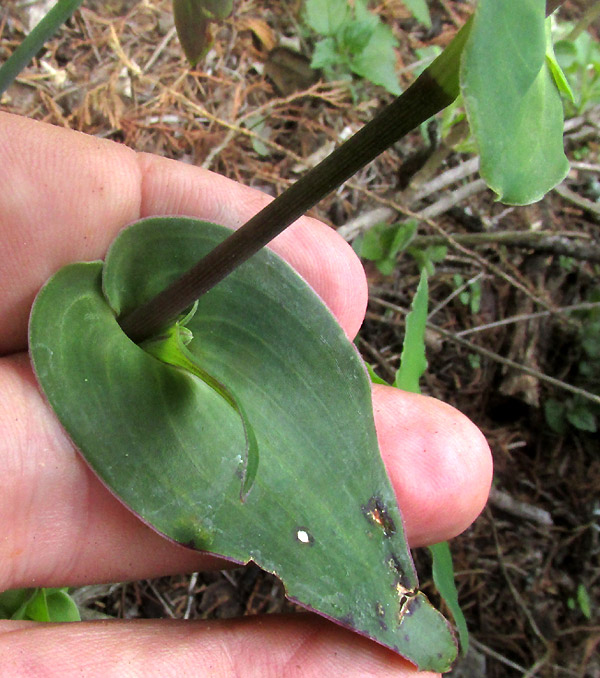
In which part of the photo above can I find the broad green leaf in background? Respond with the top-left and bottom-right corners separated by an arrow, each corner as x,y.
460,0 -> 569,205
350,19 -> 402,95
303,0 -> 351,36
29,218 -> 457,672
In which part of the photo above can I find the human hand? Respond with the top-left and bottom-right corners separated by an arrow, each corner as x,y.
0,112 -> 492,677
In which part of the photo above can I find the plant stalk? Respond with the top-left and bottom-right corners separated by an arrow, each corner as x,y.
119,20 -> 471,342
0,0 -> 85,96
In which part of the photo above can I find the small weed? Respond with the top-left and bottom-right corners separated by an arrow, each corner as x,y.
0,587 -> 80,622
453,274 -> 482,315
567,583 -> 593,619
544,293 -> 600,434
553,24 -> 600,115
303,0 -> 401,94
355,220 -> 446,275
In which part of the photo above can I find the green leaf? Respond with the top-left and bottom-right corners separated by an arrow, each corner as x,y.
394,268 -> 428,393
359,221 -> 417,266
461,0 -> 569,204
0,589 -> 33,620
0,0 -> 85,96
0,587 -> 80,622
429,542 -> 469,655
194,0 -> 233,20
142,317 -> 259,501
544,398 -> 568,434
546,20 -> 575,102
24,589 -> 51,622
401,0 -> 432,29
173,0 -> 211,66
30,217 -> 457,671
303,0 -> 351,36
311,38 -> 345,70
44,589 -> 81,622
566,405 -> 597,432
173,0 -> 233,66
340,0 -> 378,54
576,583 -> 592,620
366,363 -> 390,386
350,23 -> 402,95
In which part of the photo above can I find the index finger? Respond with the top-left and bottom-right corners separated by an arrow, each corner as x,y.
0,112 -> 367,355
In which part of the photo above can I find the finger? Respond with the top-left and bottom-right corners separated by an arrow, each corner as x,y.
0,615 -> 439,678
0,353 -> 491,591
372,384 -> 492,547
0,113 -> 365,355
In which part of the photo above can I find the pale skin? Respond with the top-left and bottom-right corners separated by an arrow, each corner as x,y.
0,112 -> 493,677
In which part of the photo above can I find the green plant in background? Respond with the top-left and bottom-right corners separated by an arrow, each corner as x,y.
453,274 -> 482,315
303,0 -> 402,94
354,220 -> 418,274
553,22 -> 600,115
354,219 -> 446,275
401,0 -> 432,30
0,587 -> 80,622
544,294 -> 600,434
567,583 -> 593,620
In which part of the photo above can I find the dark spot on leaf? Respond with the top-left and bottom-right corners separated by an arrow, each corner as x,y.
361,496 -> 396,537
375,601 -> 385,617
338,613 -> 354,626
404,634 -> 410,643
387,553 -> 412,589
379,619 -> 388,631
406,595 -> 422,616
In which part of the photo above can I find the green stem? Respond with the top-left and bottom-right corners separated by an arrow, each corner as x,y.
0,0 -> 85,96
119,19 -> 471,342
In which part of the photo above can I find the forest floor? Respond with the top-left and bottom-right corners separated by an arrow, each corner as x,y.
1,1 -> 599,676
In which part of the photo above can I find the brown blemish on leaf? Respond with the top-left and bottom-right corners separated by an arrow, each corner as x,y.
397,590 -> 420,625
387,553 -> 414,590
361,496 -> 397,537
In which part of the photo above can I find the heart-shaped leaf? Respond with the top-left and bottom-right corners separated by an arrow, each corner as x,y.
29,217 -> 457,671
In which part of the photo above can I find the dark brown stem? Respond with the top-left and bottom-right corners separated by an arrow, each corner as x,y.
119,1 -> 564,343
119,71 -> 457,342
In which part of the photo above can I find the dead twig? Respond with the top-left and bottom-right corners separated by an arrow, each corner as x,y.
456,301 -> 600,337
368,297 -> 600,408
553,183 -> 600,221
488,486 -> 553,527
